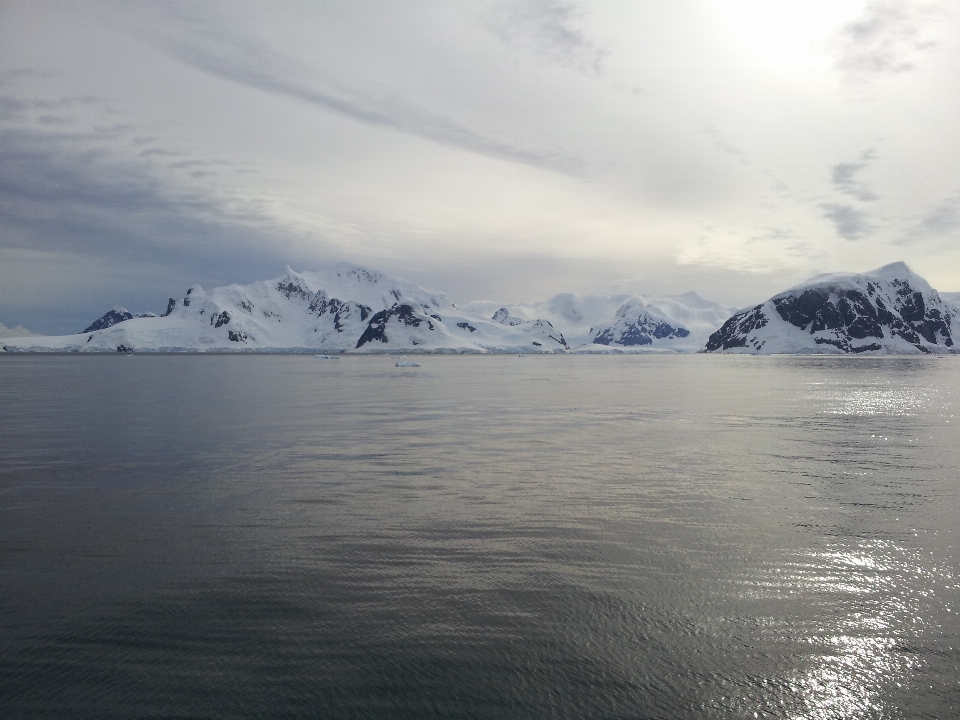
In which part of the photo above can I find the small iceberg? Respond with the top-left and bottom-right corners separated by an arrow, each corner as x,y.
395,361 -> 420,367
314,354 -> 339,360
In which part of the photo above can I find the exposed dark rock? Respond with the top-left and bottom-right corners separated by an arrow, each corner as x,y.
227,330 -> 247,343
704,305 -> 768,351
356,304 -> 424,348
162,298 -> 176,317
457,322 -> 476,332
277,280 -> 310,301
211,311 -> 231,328
239,300 -> 253,313
83,308 -> 134,333
116,344 -> 132,353
309,291 -> 372,332
594,315 -> 689,347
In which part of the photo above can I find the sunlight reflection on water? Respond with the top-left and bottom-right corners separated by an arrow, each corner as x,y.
806,382 -> 935,417
1,354 -> 959,719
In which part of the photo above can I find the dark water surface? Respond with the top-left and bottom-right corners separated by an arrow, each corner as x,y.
1,354 -> 958,719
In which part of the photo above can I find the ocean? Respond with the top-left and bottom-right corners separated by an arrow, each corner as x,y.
1,354 -> 958,719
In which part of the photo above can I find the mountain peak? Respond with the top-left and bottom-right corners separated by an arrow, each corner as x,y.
707,264 -> 952,354
870,261 -> 915,281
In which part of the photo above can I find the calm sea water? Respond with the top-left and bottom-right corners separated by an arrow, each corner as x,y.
1,354 -> 958,719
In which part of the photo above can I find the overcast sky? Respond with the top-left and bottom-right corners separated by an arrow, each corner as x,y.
2,1 -> 959,334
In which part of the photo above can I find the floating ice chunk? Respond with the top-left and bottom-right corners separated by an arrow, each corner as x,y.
395,361 -> 420,367
313,354 -> 339,359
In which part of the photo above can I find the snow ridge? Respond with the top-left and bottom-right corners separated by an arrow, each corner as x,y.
466,291 -> 736,352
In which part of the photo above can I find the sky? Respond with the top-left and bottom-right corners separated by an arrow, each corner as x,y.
2,1 -> 959,335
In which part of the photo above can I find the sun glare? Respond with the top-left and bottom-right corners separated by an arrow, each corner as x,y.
705,0 -> 853,71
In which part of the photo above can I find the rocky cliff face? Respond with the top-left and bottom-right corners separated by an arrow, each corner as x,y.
705,262 -> 955,354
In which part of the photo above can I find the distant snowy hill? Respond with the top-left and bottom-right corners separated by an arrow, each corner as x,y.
0,322 -> 36,338
2,263 -> 569,354
465,291 -> 736,352
704,262 -> 956,355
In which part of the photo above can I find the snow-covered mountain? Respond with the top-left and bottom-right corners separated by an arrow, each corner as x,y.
1,263 -> 570,354
82,306 -> 157,333
704,262 -> 956,354
466,291 -> 736,352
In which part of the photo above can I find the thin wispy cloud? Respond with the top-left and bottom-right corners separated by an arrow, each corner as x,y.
830,1 -> 944,86
831,149 -> 879,202
488,0 -> 607,75
898,194 -> 960,244
918,195 -> 960,233
820,203 -> 874,240
145,7 -> 586,177
703,124 -> 749,165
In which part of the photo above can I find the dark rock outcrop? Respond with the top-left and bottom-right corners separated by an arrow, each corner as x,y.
356,304 -> 425,348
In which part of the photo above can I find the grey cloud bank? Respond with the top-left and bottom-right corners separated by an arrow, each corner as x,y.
2,1 -> 960,334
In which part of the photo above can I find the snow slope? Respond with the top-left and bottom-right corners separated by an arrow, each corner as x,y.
465,292 -> 736,352
1,263 -> 568,354
704,262 -> 956,354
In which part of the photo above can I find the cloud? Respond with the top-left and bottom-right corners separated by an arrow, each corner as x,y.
488,0 -> 607,75
145,7 -> 585,177
0,109 -> 325,332
898,194 -> 960,244
831,148 -> 879,201
703,124 -> 749,165
0,103 -> 306,288
830,1 -> 944,85
918,195 -> 960,233
820,203 -> 873,239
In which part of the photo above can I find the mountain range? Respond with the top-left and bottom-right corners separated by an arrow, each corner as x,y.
2,261 -> 957,355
